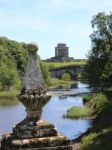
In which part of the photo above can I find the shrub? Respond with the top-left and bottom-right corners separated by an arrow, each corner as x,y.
81,133 -> 98,150
91,93 -> 108,114
83,94 -> 92,103
62,73 -> 71,81
40,60 -> 51,86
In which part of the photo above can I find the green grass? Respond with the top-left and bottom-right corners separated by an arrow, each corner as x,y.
0,98 -> 19,106
80,128 -> 112,150
44,61 -> 86,68
0,89 -> 19,106
80,132 -> 98,150
0,89 -> 19,99
48,78 -> 76,89
90,93 -> 108,114
65,106 -> 91,119
80,92 -> 112,150
83,94 -> 92,103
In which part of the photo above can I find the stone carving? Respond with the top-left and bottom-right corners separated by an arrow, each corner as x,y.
17,43 -> 50,121
0,43 -> 72,150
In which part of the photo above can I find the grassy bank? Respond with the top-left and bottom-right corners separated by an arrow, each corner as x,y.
48,78 -> 76,90
79,92 -> 112,150
65,106 -> 91,119
0,89 -> 19,106
0,89 -> 19,99
0,98 -> 19,106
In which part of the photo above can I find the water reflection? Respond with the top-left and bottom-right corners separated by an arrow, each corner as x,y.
0,104 -> 26,136
0,81 -> 92,140
42,96 -> 92,140
51,82 -> 78,91
0,98 -> 19,106
59,96 -> 68,100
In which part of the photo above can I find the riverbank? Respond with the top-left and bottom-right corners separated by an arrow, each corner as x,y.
71,91 -> 112,150
0,81 -> 92,149
0,79 -> 75,99
0,89 -> 19,99
48,78 -> 76,90
0,90 -> 19,106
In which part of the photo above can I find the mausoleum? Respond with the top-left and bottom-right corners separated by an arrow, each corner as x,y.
46,43 -> 74,62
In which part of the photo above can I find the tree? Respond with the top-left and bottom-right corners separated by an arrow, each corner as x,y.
39,60 -> 51,86
0,37 -> 28,75
0,37 -> 28,90
86,12 -> 112,89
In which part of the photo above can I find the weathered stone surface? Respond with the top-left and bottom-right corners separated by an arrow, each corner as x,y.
13,120 -> 57,139
23,44 -> 45,90
1,133 -> 72,150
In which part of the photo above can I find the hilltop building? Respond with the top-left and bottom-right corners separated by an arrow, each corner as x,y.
45,43 -> 86,62
46,43 -> 74,62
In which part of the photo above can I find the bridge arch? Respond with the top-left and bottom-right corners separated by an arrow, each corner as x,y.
49,65 -> 84,81
61,70 -> 76,80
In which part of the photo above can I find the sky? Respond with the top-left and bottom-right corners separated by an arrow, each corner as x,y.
0,0 -> 111,59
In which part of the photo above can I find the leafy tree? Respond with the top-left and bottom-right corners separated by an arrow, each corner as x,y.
0,60 -> 21,90
39,60 -> 51,86
0,37 -> 28,75
0,37 -> 28,90
86,12 -> 112,89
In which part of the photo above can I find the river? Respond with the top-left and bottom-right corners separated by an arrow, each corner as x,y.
0,81 -> 92,140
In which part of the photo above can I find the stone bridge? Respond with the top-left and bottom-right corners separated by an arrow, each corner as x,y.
50,65 -> 85,80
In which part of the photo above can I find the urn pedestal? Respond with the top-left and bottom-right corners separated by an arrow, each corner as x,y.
1,92 -> 72,150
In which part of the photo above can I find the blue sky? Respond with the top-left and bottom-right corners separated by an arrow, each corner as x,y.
0,0 -> 111,59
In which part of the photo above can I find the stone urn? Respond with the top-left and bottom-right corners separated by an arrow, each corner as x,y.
17,43 -> 51,121
0,43 -> 72,150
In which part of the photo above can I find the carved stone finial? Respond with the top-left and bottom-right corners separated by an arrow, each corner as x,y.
27,42 -> 38,53
17,43 -> 50,121
23,43 -> 44,91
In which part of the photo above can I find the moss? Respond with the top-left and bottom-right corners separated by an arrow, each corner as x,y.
27,43 -> 38,53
